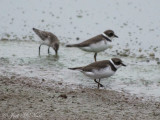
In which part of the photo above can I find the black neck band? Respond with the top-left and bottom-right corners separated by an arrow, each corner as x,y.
102,34 -> 112,42
109,61 -> 117,71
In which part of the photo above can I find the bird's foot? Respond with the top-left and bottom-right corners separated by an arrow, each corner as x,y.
100,84 -> 104,87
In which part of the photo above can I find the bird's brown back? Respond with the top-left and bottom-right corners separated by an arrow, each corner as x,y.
81,60 -> 110,72
75,35 -> 105,47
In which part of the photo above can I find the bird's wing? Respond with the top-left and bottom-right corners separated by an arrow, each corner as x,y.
81,60 -> 110,72
39,31 -> 57,41
34,28 -> 59,42
75,35 -> 105,47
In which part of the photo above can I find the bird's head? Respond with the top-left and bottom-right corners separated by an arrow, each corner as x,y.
110,58 -> 126,69
103,30 -> 118,40
53,43 -> 59,56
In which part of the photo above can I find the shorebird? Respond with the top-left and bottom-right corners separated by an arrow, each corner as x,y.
32,28 -> 59,56
66,30 -> 118,61
69,58 -> 126,89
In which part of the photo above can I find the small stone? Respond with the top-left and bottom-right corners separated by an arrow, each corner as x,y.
39,99 -> 43,102
11,76 -> 16,79
58,82 -> 62,85
81,90 -> 85,93
59,94 -> 67,99
149,53 -> 155,57
146,59 -> 150,62
76,37 -> 80,40
50,109 -> 54,111
72,96 -> 76,98
138,54 -> 145,58
139,48 -> 142,52
77,15 -> 82,18
155,58 -> 159,61
1,38 -> 8,41
157,62 -> 160,65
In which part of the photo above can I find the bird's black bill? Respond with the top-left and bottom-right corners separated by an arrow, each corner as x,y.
121,63 -> 126,66
114,34 -> 118,38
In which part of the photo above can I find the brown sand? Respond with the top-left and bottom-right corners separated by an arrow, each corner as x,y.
0,75 -> 160,120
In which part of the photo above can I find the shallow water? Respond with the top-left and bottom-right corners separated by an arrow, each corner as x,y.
0,40 -> 160,100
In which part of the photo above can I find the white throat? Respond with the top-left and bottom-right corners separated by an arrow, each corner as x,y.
109,59 -> 122,69
102,33 -> 113,41
102,33 -> 108,38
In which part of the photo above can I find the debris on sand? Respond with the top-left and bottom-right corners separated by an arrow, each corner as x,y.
58,94 -> 67,99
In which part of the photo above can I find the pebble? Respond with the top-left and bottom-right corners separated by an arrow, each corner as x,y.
157,61 -> 160,65
149,53 -> 155,57
76,37 -> 80,40
59,94 -> 67,99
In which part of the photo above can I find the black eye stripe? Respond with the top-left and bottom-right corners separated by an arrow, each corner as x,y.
115,61 -> 121,65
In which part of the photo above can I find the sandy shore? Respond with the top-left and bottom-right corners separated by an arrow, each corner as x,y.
0,75 -> 160,120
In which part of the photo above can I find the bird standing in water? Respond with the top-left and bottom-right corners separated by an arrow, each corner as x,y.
32,28 -> 59,56
66,30 -> 118,61
69,58 -> 126,89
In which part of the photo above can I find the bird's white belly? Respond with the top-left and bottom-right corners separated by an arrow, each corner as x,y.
41,39 -> 51,46
80,40 -> 109,52
82,66 -> 115,79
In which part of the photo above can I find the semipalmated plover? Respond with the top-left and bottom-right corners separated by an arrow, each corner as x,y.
66,30 -> 118,61
32,28 -> 59,56
69,58 -> 126,89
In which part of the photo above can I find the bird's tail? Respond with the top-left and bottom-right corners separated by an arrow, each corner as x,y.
66,44 -> 79,47
68,67 -> 82,70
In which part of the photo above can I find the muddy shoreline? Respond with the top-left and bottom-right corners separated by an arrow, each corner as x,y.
0,75 -> 160,120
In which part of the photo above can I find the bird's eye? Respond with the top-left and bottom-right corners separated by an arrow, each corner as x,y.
116,62 -> 121,65
108,33 -> 114,37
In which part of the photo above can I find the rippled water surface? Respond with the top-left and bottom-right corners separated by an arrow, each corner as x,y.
0,40 -> 160,99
